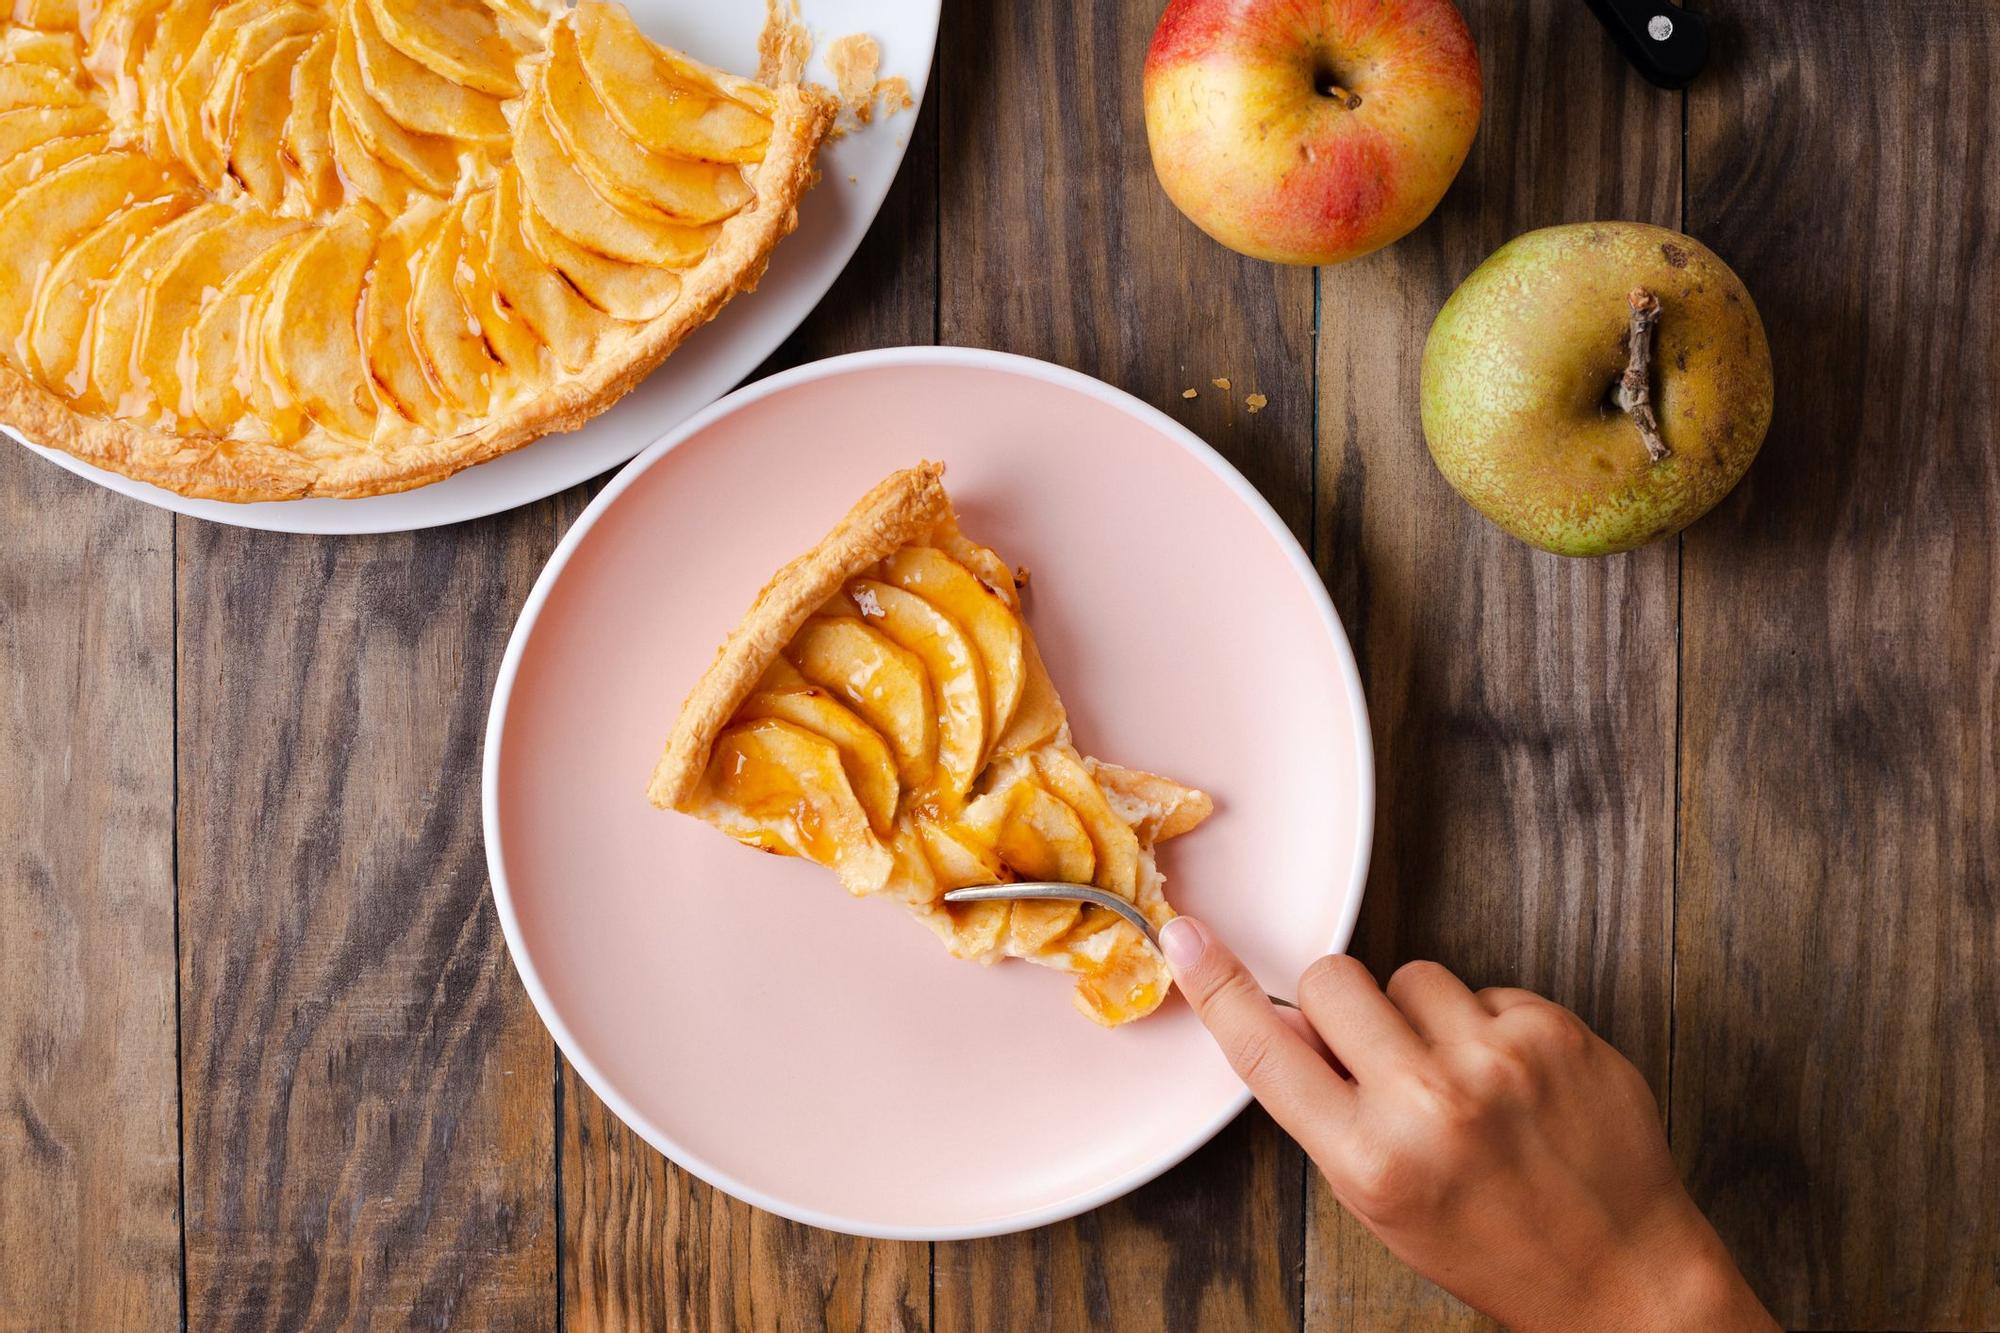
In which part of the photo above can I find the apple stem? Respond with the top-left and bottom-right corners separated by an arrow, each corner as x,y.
1619,287 -> 1671,463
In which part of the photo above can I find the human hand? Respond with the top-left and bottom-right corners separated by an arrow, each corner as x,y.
1157,917 -> 1776,1333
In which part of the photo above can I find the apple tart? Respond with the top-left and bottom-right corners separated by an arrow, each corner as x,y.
0,0 -> 834,499
650,464 -> 1214,1026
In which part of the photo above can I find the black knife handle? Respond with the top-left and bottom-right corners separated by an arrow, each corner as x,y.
1583,0 -> 1710,89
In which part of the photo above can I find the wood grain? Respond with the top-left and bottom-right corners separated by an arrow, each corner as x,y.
174,506 -> 570,1330
1677,3 -> 2000,1327
1310,3 -> 1683,1326
0,457 -> 181,1331
934,0 -> 1313,1327
7,1 -> 2000,1326
554,81 -> 941,1333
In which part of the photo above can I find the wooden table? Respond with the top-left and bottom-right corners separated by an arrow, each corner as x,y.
5,1 -> 1995,1328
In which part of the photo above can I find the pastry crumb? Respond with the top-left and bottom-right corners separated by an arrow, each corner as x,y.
758,0 -> 811,84
827,33 -> 879,104
874,75 -> 913,116
826,35 -> 913,125
1245,393 -> 1268,413
1212,376 -> 1231,390
1181,388 -> 1197,399
847,174 -> 858,184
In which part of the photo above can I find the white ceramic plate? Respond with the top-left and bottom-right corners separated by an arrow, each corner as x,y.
7,0 -> 939,534
483,347 -> 1374,1239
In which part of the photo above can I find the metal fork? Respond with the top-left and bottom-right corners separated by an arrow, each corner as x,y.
941,883 -> 1298,1009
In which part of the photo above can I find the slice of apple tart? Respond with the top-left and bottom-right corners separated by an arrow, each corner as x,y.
650,463 -> 1214,1026
0,0 -> 833,499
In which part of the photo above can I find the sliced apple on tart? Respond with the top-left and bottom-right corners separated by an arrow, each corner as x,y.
652,465 -> 1214,1027
0,0 -> 835,499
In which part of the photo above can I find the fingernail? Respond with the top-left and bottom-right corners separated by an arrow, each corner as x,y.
1159,916 -> 1208,971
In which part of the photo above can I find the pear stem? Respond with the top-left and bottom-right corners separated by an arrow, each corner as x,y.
1619,287 -> 1671,463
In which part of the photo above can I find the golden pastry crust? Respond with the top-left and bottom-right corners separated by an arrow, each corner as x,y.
0,83 -> 834,501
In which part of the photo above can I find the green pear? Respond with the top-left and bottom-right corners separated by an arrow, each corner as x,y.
1420,222 -> 1773,556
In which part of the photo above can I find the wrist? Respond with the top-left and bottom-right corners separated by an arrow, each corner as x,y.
1580,1204 -> 1774,1333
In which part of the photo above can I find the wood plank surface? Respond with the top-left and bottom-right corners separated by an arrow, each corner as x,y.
6,1 -> 2000,1327
0,458 -> 182,1331
174,508 -> 568,1330
933,1 -> 1314,1328
554,82 -> 941,1333
1676,4 -> 2000,1327
1309,2 -> 1684,1326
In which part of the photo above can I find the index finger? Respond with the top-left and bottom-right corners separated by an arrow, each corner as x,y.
1159,916 -> 1355,1145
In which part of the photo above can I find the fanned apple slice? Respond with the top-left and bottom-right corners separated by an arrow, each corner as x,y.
275,30 -> 339,213
514,93 -> 721,266
754,657 -> 813,693
880,547 -> 1026,752
847,578 -> 988,807
82,0 -> 169,91
990,631 -> 1066,756
455,191 -> 544,376
788,616 -> 937,793
134,208 -> 303,424
260,207 -> 384,441
217,31 -> 313,210
0,131 -> 106,198
162,0 -> 262,185
28,194 -> 190,388
349,0 -> 507,144
365,0 -> 522,97
695,719 -> 892,890
80,0 -> 158,91
83,201 -> 228,415
736,688 -> 900,837
994,782 -> 1095,886
327,97 -> 416,214
484,167 -> 610,372
1032,749 -> 1141,900
2,25 -> 79,66
186,227 -> 315,432
359,195 -> 447,426
330,15 -> 459,194
0,104 -> 106,162
237,256 -> 308,443
0,59 -> 84,110
0,150 -> 175,371
541,20 -> 753,225
136,0 -> 213,160
955,782 -> 1087,946
919,820 -> 1007,890
571,0 -> 771,164
517,196 -> 678,321
407,193 -> 497,414
481,0 -> 557,37
14,0 -> 81,24
198,3 -> 320,159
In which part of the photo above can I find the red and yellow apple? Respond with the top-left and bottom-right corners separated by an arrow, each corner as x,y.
1143,0 -> 1482,266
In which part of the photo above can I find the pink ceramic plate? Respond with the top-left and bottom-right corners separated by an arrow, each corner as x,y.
482,347 -> 1373,1239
